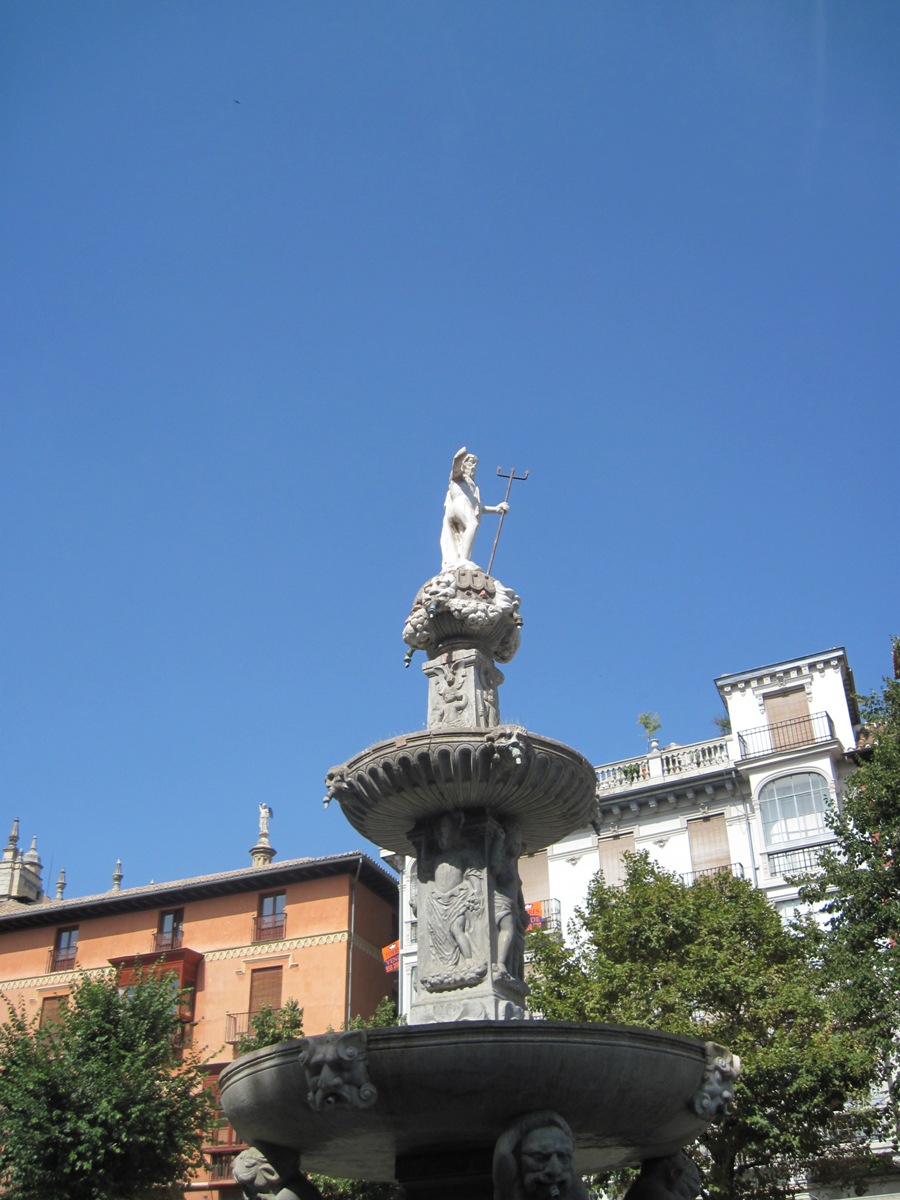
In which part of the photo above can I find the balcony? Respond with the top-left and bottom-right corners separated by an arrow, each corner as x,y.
737,712 -> 835,759
680,862 -> 744,886
596,736 -> 732,795
224,1011 -> 251,1045
525,897 -> 561,933
767,844 -> 828,878
47,947 -> 77,973
207,1151 -> 240,1181
151,930 -> 183,953
252,913 -> 286,943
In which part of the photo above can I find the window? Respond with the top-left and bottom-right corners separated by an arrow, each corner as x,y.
39,994 -> 69,1028
687,814 -> 731,876
50,927 -> 78,972
598,832 -> 635,886
759,772 -> 830,847
249,965 -> 283,1014
764,689 -> 814,751
254,892 -> 286,941
155,908 -> 184,952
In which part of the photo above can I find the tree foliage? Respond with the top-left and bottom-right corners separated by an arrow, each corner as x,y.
527,854 -> 884,1200
0,969 -> 213,1200
234,998 -> 305,1055
800,655 -> 900,1130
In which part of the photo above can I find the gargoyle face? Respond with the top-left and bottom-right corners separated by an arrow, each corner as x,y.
518,1126 -> 575,1200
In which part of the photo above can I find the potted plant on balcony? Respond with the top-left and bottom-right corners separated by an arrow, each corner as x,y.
637,711 -> 662,751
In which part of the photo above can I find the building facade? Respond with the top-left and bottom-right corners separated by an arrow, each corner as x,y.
0,843 -> 398,1199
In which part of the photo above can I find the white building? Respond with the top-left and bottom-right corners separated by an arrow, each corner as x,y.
549,646 -> 860,931
392,646 -> 862,1014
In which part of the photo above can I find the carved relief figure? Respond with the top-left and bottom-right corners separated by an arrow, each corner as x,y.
298,1031 -> 378,1110
493,1111 -> 589,1200
490,822 -> 529,983
440,448 -> 508,570
621,1153 -> 702,1200
425,814 -> 484,970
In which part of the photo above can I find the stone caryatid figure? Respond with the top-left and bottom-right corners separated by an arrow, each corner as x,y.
490,822 -> 529,984
493,1111 -> 590,1200
440,448 -> 508,570
233,1143 -> 323,1200
621,1153 -> 702,1200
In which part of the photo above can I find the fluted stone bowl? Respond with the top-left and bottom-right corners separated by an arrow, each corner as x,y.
325,728 -> 596,856
219,1021 -> 734,1180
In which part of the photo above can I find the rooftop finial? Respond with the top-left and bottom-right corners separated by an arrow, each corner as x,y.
250,803 -> 276,867
55,868 -> 66,900
112,859 -> 123,891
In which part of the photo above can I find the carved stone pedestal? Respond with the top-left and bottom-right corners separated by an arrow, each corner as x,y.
423,647 -> 504,730
407,809 -> 529,1025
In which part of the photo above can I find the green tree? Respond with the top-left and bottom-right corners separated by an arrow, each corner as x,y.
527,854 -> 883,1200
0,968 -> 213,1200
800,654 -> 900,1126
234,997 -> 305,1055
636,712 -> 662,747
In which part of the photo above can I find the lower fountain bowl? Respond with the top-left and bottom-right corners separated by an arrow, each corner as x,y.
219,1020 -> 734,1180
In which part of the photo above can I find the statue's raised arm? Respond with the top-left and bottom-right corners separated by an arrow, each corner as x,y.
439,448 -> 508,570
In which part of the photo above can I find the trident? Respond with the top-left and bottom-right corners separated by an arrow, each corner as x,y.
487,465 -> 529,575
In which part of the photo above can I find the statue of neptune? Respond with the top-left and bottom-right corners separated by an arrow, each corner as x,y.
440,448 -> 508,570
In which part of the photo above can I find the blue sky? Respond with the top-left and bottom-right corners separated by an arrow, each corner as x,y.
3,3 -> 898,899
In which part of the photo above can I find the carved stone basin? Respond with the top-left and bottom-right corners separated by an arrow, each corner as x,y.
219,1022 -> 736,1182
325,728 -> 597,856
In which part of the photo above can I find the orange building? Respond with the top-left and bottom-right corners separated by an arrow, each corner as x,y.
0,821 -> 398,1198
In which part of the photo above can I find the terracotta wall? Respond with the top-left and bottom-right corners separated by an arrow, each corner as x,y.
0,868 -> 397,1057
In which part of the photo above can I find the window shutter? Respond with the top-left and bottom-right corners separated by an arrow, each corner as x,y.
248,965 -> 283,1013
518,852 -> 550,905
687,814 -> 730,873
598,832 -> 635,886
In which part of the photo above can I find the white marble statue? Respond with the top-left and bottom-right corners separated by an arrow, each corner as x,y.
258,803 -> 273,836
440,448 -> 508,570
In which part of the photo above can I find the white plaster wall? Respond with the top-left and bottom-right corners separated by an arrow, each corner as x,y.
721,653 -> 855,749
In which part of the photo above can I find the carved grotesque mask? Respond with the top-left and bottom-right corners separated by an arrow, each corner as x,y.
518,1126 -> 575,1200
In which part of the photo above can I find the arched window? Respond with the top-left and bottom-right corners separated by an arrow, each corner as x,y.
758,772 -> 830,847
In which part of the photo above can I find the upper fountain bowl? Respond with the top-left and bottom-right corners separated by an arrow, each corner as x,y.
325,726 -> 597,856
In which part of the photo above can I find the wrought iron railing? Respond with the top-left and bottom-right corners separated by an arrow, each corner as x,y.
737,711 -> 834,759
767,844 -> 828,877
252,913 -> 286,943
208,1151 -> 239,1181
47,947 -> 77,973
151,930 -> 183,953
680,862 -> 744,886
224,1011 -> 251,1045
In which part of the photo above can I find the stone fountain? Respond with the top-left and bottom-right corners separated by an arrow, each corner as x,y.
219,449 -> 739,1200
